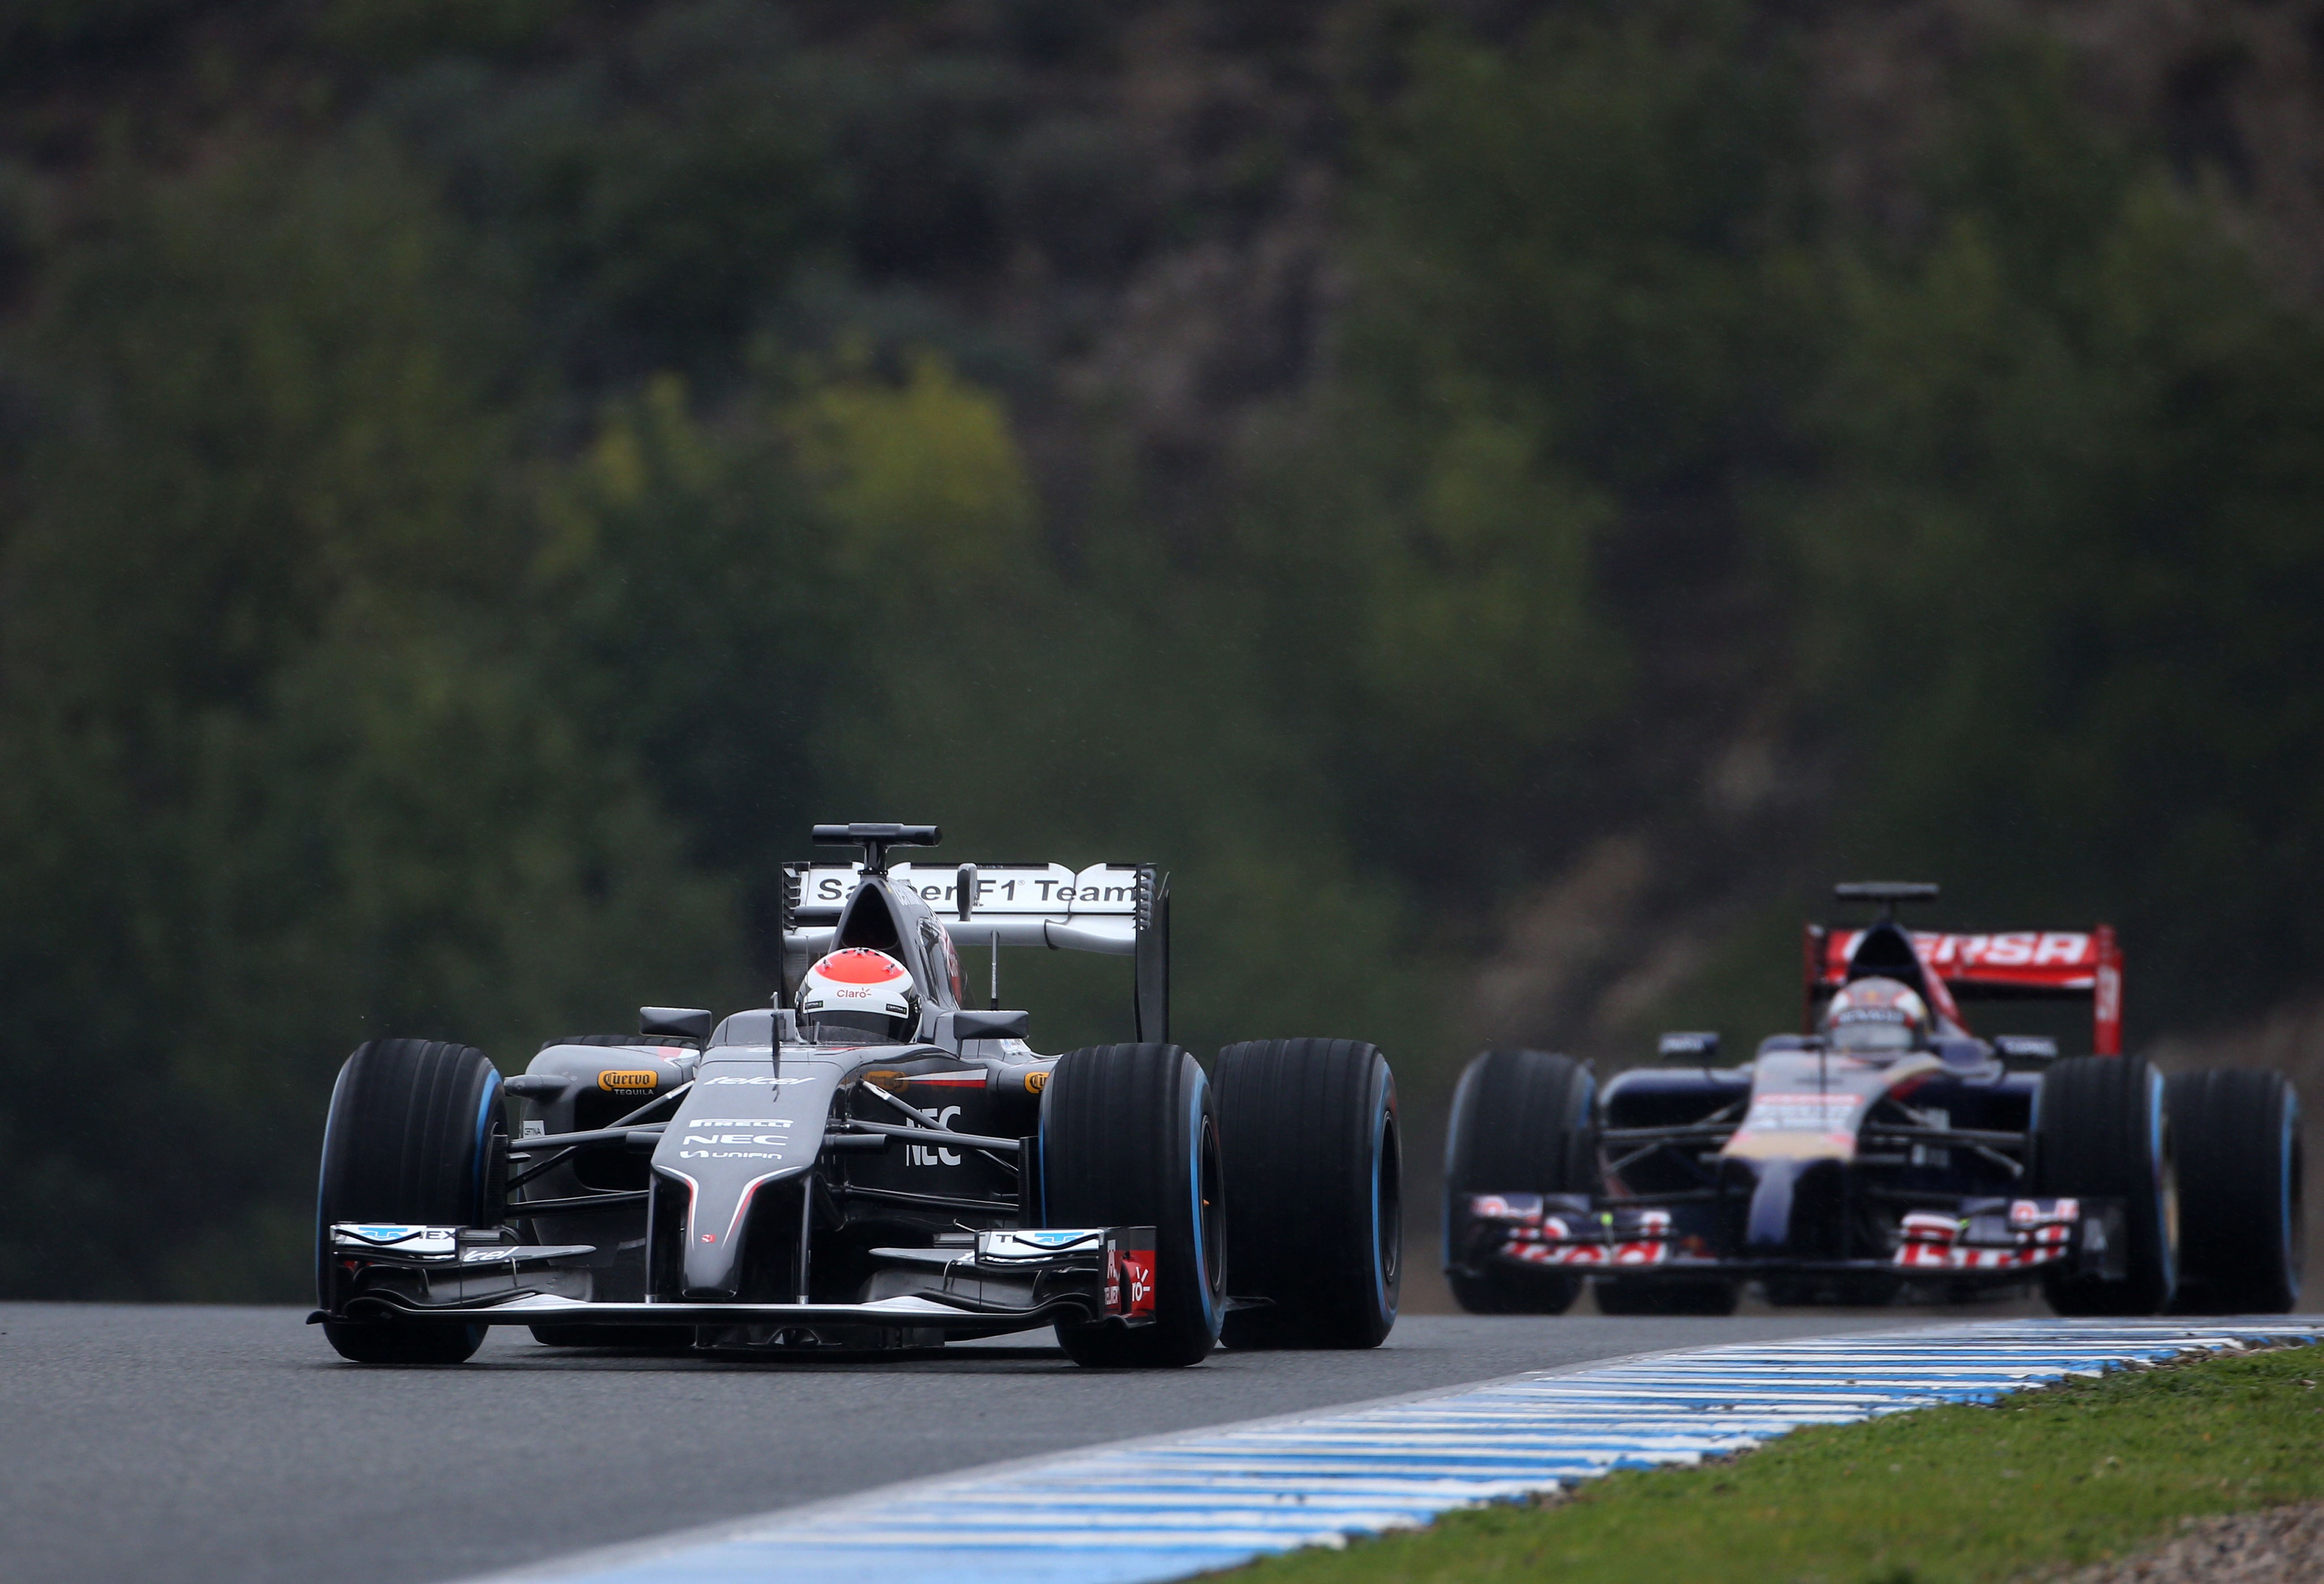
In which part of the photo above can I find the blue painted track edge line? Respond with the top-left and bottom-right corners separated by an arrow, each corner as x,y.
452,1323 -> 1930,1584
457,1317 -> 2324,1584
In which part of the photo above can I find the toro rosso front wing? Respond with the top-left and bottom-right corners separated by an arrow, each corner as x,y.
1447,1193 -> 2128,1286
313,1222 -> 1158,1336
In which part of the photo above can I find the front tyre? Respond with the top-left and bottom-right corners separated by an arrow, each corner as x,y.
1215,1039 -> 1401,1350
2033,1055 -> 2177,1316
1442,1049 -> 1596,1314
2168,1069 -> 2302,1314
316,1038 -> 506,1365
1042,1044 -> 1224,1367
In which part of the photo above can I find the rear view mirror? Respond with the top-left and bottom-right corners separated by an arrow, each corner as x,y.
1659,1031 -> 1720,1063
639,1006 -> 713,1043
952,1009 -> 1029,1041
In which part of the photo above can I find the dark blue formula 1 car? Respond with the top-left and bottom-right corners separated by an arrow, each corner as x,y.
1445,883 -> 2302,1318
313,824 -> 1403,1365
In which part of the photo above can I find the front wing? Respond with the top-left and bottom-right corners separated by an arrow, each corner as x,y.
1447,1193 -> 2126,1286
314,1222 -> 1158,1335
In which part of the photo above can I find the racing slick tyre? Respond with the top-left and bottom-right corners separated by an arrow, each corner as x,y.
1042,1043 -> 1225,1367
1214,1039 -> 1401,1350
2167,1069 -> 2303,1314
1593,1277 -> 1741,1316
317,1039 -> 507,1364
2032,1055 -> 2178,1316
1442,1049 -> 1596,1314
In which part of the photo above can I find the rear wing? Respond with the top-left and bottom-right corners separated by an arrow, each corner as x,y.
783,861 -> 1171,1040
1805,925 -> 2124,1055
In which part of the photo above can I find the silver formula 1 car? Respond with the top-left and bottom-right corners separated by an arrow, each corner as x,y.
1444,883 -> 2303,1318
314,824 -> 1402,1365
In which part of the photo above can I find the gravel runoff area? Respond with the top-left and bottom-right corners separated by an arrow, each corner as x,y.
2053,1504 -> 2324,1584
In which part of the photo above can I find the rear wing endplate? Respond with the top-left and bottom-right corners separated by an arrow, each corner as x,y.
784,862 -> 1171,1042
1805,924 -> 2123,1055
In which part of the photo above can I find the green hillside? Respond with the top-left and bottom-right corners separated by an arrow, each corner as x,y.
2,0 -> 2320,1297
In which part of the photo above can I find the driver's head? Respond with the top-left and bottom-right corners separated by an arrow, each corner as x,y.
1824,976 -> 1932,1055
800,948 -> 922,1044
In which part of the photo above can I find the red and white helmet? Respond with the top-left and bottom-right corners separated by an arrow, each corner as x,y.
800,948 -> 922,1043
1824,976 -> 1932,1054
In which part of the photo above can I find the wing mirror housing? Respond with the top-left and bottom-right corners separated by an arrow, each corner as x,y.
1658,1031 -> 1721,1063
952,1009 -> 1030,1041
639,1006 -> 713,1043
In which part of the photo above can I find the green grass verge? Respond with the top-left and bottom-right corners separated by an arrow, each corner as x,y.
1228,1343 -> 2324,1584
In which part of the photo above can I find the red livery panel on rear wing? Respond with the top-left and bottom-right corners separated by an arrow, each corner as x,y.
1807,925 -> 2123,1055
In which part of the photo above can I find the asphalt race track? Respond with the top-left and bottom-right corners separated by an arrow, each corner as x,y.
3,1303 -> 1965,1584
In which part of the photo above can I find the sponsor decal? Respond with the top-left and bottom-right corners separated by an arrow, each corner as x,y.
908,1106 -> 965,1167
677,1150 -> 783,1159
1740,1093 -> 1857,1133
686,1119 -> 793,1128
461,1246 -> 517,1263
1494,1206 -> 1672,1267
1824,930 -> 2100,988
1008,1229 -> 1092,1249
1893,1205 -> 2072,1271
598,1070 -> 658,1093
1469,1193 -> 1543,1223
1119,1249 -> 1156,1315
979,1229 -> 1101,1263
1024,1070 -> 1049,1096
339,1223 -> 446,1243
332,1224 -> 458,1258
804,863 -> 1144,913
683,1133 -> 791,1145
868,1069 -> 984,1092
521,1120 -> 545,1140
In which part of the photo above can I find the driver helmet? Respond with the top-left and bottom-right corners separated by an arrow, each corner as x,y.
1824,976 -> 1932,1055
800,948 -> 922,1044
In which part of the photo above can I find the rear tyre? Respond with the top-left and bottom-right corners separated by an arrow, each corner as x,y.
2168,1069 -> 2303,1314
1442,1050 -> 1596,1314
1215,1039 -> 1401,1350
2033,1056 -> 2177,1316
1594,1277 -> 1740,1316
1042,1044 -> 1224,1367
317,1038 -> 506,1365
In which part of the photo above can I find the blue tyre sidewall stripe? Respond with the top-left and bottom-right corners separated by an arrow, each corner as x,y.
1189,1066 -> 1219,1333
472,1065 -> 504,1219
2148,1066 -> 2176,1291
1369,1077 -> 1388,1319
